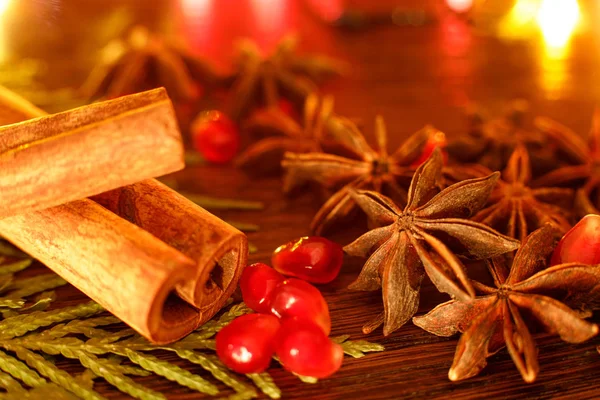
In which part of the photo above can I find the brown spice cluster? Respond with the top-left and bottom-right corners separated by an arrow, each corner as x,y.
245,98 -> 600,383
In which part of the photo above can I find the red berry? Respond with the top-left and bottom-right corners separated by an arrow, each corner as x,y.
270,278 -> 331,335
410,130 -> 448,168
275,318 -> 343,378
551,214 -> 600,266
216,314 -> 280,374
240,263 -> 284,313
191,111 -> 240,164
272,236 -> 344,283
277,99 -> 298,120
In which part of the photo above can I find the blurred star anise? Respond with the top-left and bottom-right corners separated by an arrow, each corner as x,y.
447,100 -> 550,174
534,109 -> 600,217
81,26 -> 221,102
414,225 -> 600,383
226,36 -> 346,121
235,93 -> 334,174
472,145 -> 573,242
282,115 -> 447,234
344,149 -> 520,336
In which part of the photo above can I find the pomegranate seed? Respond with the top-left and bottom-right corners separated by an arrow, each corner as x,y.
216,314 -> 280,374
275,318 -> 343,378
270,278 -> 331,335
272,236 -> 344,283
240,263 -> 284,313
277,99 -> 298,120
191,110 -> 240,164
410,130 -> 448,168
551,214 -> 600,266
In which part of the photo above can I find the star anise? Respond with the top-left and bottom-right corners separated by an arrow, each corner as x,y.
472,145 -> 573,242
225,36 -> 346,121
81,26 -> 221,102
344,149 -> 520,336
533,109 -> 600,216
235,93 -> 334,174
447,100 -> 550,174
413,225 -> 600,383
282,115 -> 448,234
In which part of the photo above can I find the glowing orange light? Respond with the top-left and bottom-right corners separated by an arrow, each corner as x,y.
536,0 -> 580,99
497,0 -> 539,39
537,0 -> 580,48
181,0 -> 213,19
446,0 -> 473,13
250,0 -> 291,50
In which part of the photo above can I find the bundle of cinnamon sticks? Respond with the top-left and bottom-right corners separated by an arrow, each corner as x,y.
0,86 -> 247,344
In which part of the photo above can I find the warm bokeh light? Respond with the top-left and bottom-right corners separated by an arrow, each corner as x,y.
0,0 -> 12,63
537,0 -> 580,99
250,0 -> 291,49
446,0 -> 473,13
498,0 -> 539,39
180,0 -> 215,54
0,0 -> 10,16
537,0 -> 580,48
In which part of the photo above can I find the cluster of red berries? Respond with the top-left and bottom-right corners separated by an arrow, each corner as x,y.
216,236 -> 344,378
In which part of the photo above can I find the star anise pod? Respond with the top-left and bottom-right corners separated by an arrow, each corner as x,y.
235,93 -> 334,174
447,100 -> 551,174
413,225 -> 600,383
282,115 -> 448,234
344,149 -> 520,336
472,145 -> 573,242
533,109 -> 600,216
81,26 -> 221,102
225,36 -> 346,121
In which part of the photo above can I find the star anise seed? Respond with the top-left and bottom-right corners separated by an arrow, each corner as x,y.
282,116 -> 447,234
81,26 -> 221,102
447,100 -> 552,174
472,145 -> 573,242
413,225 -> 600,383
344,149 -> 520,336
225,36 -> 346,121
235,93 -> 334,174
533,109 -> 600,217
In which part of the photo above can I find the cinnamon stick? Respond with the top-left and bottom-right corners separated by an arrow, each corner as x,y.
0,88 -> 184,219
0,87 -> 247,343
0,200 -> 201,343
92,180 -> 247,319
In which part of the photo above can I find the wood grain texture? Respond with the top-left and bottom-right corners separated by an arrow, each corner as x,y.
3,0 -> 600,398
0,88 -> 184,218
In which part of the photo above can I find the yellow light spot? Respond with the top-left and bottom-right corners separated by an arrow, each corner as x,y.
537,0 -> 580,48
498,0 -> 540,39
0,0 -> 10,16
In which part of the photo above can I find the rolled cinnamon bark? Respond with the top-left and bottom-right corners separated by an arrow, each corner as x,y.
0,200 -> 201,343
0,88 -> 184,219
0,86 -> 248,343
92,180 -> 247,320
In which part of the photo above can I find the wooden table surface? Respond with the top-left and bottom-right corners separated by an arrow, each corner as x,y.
4,0 -> 600,398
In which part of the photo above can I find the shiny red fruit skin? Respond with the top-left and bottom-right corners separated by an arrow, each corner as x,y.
191,110 -> 240,164
277,99 -> 298,120
240,263 -> 284,314
272,236 -> 344,284
216,314 -> 280,374
551,214 -> 600,266
270,278 -> 331,335
410,130 -> 448,168
275,318 -> 343,379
